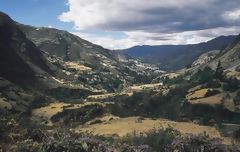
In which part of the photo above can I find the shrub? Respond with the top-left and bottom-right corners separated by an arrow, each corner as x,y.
234,91 -> 240,105
51,104 -> 104,125
223,78 -> 239,92
42,131 -> 110,152
167,134 -> 238,152
191,67 -> 215,84
233,128 -> 240,142
215,61 -> 224,81
10,139 -> 43,152
121,127 -> 180,151
204,89 -> 221,97
205,79 -> 221,88
24,119 -> 46,142
235,65 -> 240,72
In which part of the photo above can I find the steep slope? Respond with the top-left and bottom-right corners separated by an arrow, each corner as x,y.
124,36 -> 237,71
18,24 -> 161,92
0,12 -> 54,88
19,24 -> 118,69
211,35 -> 240,70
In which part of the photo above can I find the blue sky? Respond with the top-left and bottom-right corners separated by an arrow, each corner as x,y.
1,0 -> 240,49
0,0 -> 73,30
0,0 -> 128,49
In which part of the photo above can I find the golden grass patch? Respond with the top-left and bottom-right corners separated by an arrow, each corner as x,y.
76,116 -> 232,144
187,93 -> 224,105
186,88 -> 209,99
87,93 -> 116,100
32,101 -> 112,123
122,83 -> 163,95
65,61 -> 92,71
0,97 -> 12,110
187,85 -> 203,93
225,70 -> 240,80
51,77 -> 65,84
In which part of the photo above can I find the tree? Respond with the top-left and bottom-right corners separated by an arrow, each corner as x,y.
215,61 -> 224,81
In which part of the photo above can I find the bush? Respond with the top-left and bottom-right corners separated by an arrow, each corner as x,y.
204,89 -> 221,97
122,127 -> 180,151
10,139 -> 43,152
205,79 -> 221,88
167,134 -> 238,152
191,67 -> 215,84
223,78 -> 239,92
234,91 -> 240,105
51,104 -> 104,125
235,65 -> 240,72
111,84 -> 189,120
233,128 -> 240,141
24,120 -> 46,141
42,132 -> 110,152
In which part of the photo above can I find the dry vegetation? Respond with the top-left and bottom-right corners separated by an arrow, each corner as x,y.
0,97 -> 12,110
76,116 -> 233,144
65,61 -> 92,71
188,93 -> 225,105
186,88 -> 209,99
225,70 -> 240,80
87,93 -> 116,100
32,101 -> 112,125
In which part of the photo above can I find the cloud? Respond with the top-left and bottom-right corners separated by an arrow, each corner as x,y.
60,0 -> 240,49
223,9 -> 240,23
73,26 -> 240,49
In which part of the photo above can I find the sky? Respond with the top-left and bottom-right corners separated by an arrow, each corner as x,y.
1,0 -> 240,49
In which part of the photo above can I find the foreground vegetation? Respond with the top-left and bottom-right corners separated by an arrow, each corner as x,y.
1,110 -> 239,152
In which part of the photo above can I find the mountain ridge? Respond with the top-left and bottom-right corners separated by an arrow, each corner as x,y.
124,35 -> 237,71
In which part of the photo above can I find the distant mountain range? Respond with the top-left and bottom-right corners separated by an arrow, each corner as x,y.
124,35 -> 237,71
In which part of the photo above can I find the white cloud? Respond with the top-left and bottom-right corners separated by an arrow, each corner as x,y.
60,0 -> 240,49
59,0 -> 240,31
223,9 -> 240,23
73,26 -> 240,49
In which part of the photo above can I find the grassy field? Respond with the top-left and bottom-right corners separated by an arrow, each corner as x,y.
65,61 -> 92,71
188,93 -> 224,105
186,88 -> 209,99
87,93 -> 116,100
32,101 -> 112,125
87,83 -> 164,99
225,70 -> 240,80
76,116 -> 232,144
130,83 -> 163,91
0,97 -> 12,110
122,83 -> 163,96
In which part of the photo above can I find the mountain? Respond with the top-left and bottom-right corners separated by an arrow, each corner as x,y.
18,24 -> 117,66
192,34 -> 240,71
0,11 -> 160,103
124,36 -> 237,71
0,11 -> 239,151
0,12 -> 55,89
18,24 -> 161,92
211,35 -> 240,70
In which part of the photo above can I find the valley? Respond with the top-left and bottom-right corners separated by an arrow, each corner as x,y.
0,11 -> 240,152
